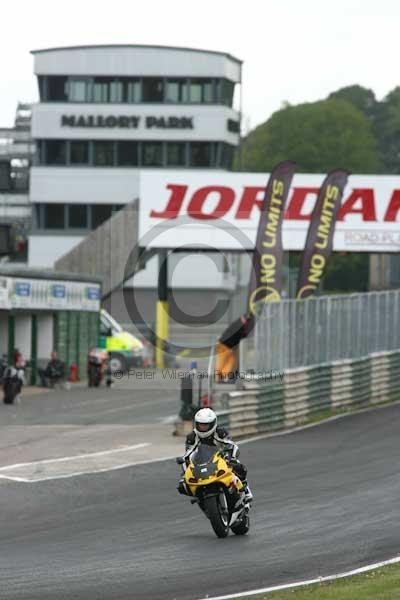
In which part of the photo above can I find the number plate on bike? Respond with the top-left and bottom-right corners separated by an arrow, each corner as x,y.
193,462 -> 217,479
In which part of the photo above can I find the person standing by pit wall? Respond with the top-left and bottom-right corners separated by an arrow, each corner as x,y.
215,314 -> 254,382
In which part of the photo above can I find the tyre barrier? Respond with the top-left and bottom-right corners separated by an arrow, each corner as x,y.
217,350 -> 400,438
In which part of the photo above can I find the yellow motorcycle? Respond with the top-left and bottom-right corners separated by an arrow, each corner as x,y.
177,444 -> 250,538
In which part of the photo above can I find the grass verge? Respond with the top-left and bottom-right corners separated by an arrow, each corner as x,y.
238,562 -> 400,600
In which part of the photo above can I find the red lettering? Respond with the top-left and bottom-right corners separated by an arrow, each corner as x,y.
235,187 -> 264,219
187,186 -> 234,220
384,189 -> 400,221
150,184 -> 187,218
285,187 -> 318,220
338,189 -> 376,221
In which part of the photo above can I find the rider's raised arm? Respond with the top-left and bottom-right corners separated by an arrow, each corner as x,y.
185,430 -> 197,452
214,429 -> 240,459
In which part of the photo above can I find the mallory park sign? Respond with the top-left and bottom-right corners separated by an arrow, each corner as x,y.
61,115 -> 194,129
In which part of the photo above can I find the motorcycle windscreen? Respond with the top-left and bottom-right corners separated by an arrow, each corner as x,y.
191,445 -> 218,479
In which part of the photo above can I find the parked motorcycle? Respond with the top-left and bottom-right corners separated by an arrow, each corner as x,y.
87,348 -> 112,387
3,366 -> 24,404
0,354 -> 8,384
177,444 -> 250,538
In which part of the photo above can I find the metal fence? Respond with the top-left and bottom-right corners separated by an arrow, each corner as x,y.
241,290 -> 400,373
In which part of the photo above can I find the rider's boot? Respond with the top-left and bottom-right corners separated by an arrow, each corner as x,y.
242,481 -> 253,503
177,479 -> 189,496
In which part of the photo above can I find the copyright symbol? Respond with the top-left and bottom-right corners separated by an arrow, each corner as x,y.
113,370 -> 123,379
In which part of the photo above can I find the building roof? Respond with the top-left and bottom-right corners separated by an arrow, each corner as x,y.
0,265 -> 102,285
30,44 -> 243,64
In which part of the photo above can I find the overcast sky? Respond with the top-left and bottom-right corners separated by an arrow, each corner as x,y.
1,0 -> 399,130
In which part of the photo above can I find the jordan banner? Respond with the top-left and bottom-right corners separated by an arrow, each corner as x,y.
296,169 -> 349,299
247,161 -> 296,315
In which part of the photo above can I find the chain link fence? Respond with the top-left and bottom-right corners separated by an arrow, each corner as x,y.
240,290 -> 400,373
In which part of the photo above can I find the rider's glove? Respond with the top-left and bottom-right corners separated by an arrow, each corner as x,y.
177,480 -> 187,495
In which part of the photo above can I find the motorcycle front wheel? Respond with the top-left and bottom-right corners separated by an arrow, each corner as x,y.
205,495 -> 229,538
3,383 -> 16,404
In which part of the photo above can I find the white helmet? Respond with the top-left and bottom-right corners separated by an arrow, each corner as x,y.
194,408 -> 217,439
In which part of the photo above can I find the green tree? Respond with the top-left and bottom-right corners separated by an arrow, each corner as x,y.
374,87 -> 400,173
237,98 -> 381,174
285,252 -> 369,296
328,84 -> 400,174
328,85 -> 378,119
323,253 -> 369,293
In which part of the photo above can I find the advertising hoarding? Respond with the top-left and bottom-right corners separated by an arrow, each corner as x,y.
139,171 -> 400,252
0,277 -> 101,312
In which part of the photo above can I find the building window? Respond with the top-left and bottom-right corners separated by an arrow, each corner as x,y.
91,77 -> 123,103
187,78 -> 215,103
36,140 -> 43,164
121,78 -> 141,103
220,79 -> 235,106
47,76 -> 68,101
38,139 -> 232,169
45,140 -> 66,165
190,142 -> 211,167
110,80 -> 123,103
92,77 -> 111,103
68,204 -> 88,228
92,204 -> 114,228
36,204 -> 126,229
203,79 -> 214,103
227,119 -> 240,133
142,142 -> 163,166
117,141 -> 139,166
34,205 -> 42,228
38,76 -> 46,101
165,79 -> 188,103
69,78 -> 89,102
221,143 -> 234,170
41,75 -> 234,105
0,162 -> 11,191
45,204 -> 65,229
93,141 -> 115,166
70,141 -> 89,165
189,79 -> 203,103
142,78 -> 164,102
167,142 -> 186,166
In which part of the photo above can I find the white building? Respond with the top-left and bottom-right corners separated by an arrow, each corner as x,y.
27,45 -> 244,322
0,103 -> 35,262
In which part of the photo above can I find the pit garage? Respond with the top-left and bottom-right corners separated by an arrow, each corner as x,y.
0,267 -> 101,383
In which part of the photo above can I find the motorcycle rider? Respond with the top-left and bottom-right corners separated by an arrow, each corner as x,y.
178,407 -> 253,502
0,354 -> 8,384
3,361 -> 25,404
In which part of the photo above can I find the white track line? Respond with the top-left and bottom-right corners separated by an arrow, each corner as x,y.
0,443 -> 150,472
0,454 -> 176,483
198,555 -> 400,600
0,474 -> 30,483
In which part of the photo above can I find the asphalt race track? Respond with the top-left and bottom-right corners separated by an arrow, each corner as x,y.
0,380 -> 179,427
1,403 -> 399,600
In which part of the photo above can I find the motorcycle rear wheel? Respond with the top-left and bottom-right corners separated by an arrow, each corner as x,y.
3,383 -> 16,404
205,496 -> 229,538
